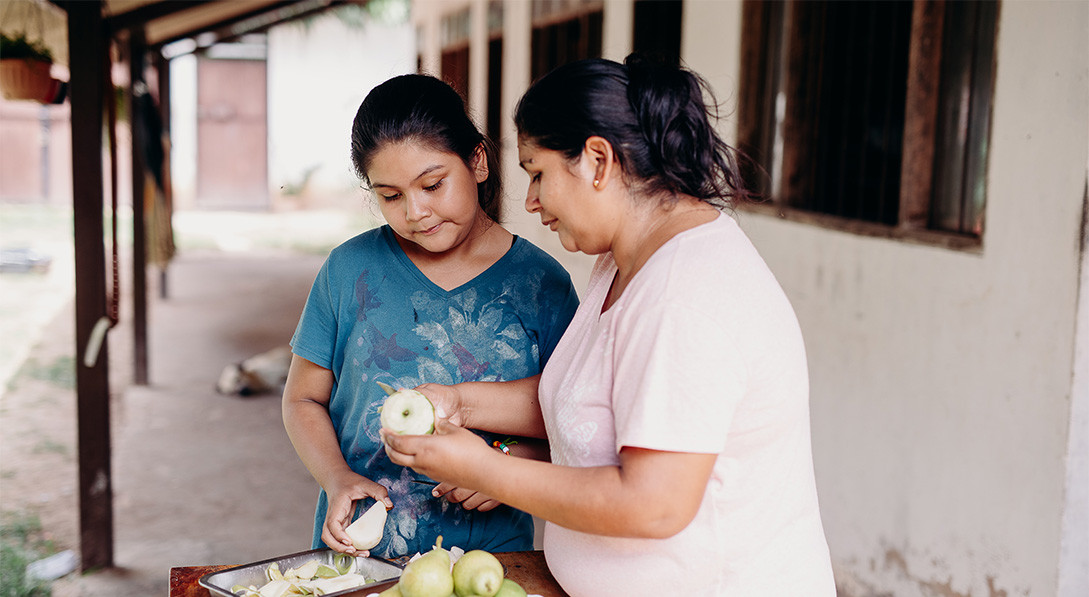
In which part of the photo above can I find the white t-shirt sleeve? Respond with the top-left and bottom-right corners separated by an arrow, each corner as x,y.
611,301 -> 748,455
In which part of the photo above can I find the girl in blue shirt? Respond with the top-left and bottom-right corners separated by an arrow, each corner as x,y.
283,74 -> 578,558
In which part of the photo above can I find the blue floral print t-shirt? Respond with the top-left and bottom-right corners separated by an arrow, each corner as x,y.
290,225 -> 579,557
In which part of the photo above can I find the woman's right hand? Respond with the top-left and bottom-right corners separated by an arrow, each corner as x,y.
415,382 -> 465,427
322,470 -> 393,555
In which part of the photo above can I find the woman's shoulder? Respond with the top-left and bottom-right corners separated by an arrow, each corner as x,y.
508,236 -> 574,281
639,214 -> 784,307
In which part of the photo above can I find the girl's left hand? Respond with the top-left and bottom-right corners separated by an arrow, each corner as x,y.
382,418 -> 490,489
432,483 -> 501,512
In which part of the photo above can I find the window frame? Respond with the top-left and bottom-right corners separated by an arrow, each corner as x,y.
530,0 -> 604,84
738,0 -> 999,252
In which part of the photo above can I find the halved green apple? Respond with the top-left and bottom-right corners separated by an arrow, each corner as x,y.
379,389 -> 435,435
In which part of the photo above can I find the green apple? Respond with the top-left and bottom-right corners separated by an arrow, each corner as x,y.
380,389 -> 436,435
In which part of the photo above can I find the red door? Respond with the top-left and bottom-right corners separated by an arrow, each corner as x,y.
196,57 -> 268,209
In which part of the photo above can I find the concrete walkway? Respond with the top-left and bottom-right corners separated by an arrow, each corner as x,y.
42,248 -> 327,596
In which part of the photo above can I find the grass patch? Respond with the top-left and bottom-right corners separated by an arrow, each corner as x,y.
0,511 -> 56,597
30,440 -> 67,457
17,357 -> 75,391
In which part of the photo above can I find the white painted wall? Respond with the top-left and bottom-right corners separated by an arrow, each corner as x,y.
169,54 -> 198,209
267,8 -> 416,209
169,6 -> 416,212
687,2 -> 1089,595
1058,183 -> 1088,596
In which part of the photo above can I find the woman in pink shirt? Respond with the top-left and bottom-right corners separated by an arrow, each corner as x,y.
383,54 -> 835,596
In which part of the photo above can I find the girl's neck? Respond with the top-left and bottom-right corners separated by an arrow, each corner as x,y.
396,216 -> 513,291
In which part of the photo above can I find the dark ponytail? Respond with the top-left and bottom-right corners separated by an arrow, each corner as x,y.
351,74 -> 502,222
514,54 -> 752,209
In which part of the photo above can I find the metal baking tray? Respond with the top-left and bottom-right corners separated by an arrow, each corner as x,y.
199,548 -> 403,597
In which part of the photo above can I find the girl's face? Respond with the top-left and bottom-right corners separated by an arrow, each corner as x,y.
368,141 -> 489,255
518,136 -> 615,255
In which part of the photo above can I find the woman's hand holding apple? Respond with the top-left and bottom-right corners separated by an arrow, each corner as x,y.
381,418 -> 493,491
413,382 -> 465,427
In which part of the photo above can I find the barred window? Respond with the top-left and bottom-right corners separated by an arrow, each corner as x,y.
739,0 -> 998,247
530,0 -> 603,83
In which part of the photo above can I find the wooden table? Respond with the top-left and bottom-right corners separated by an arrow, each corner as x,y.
170,551 -> 568,597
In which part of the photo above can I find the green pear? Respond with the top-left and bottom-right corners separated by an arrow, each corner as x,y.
452,550 -> 504,597
378,583 -> 404,597
398,536 -> 454,597
492,578 -> 527,597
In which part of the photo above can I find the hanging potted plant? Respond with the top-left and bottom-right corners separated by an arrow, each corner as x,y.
0,31 -> 65,103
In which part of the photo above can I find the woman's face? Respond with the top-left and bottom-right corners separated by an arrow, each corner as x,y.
368,141 -> 488,255
518,136 -> 615,255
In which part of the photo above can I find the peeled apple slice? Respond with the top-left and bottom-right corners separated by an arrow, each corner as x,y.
345,501 -> 388,551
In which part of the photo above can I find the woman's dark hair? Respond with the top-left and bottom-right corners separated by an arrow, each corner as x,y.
351,74 -> 502,222
514,54 -> 752,209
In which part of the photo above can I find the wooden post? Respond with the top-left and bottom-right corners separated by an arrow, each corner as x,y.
129,27 -> 150,385
898,0 -> 945,229
66,0 -> 115,571
155,50 -> 172,300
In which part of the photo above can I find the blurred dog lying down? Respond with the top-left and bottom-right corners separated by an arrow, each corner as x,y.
216,345 -> 292,396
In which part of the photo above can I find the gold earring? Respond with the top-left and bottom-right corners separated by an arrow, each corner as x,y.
593,179 -> 600,188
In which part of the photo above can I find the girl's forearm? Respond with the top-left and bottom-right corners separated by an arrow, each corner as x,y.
283,398 -> 354,489
459,375 -> 547,438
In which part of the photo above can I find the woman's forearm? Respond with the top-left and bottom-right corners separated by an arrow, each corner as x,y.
469,449 -> 714,539
501,436 -> 550,462
383,426 -> 715,539
457,375 -> 547,438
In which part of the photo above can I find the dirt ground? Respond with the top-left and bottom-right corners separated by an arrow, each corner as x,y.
0,208 -> 367,596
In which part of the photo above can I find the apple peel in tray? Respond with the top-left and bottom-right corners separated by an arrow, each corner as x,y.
379,388 -> 436,436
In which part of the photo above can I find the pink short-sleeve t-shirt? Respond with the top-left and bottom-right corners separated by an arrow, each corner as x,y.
538,214 -> 835,596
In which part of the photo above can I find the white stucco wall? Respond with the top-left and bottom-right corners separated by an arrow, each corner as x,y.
687,1 -> 1089,595
169,6 -> 416,212
1058,183 -> 1088,596
267,9 -> 416,209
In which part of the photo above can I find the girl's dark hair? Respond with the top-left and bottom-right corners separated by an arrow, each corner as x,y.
351,74 -> 502,222
514,54 -> 752,209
